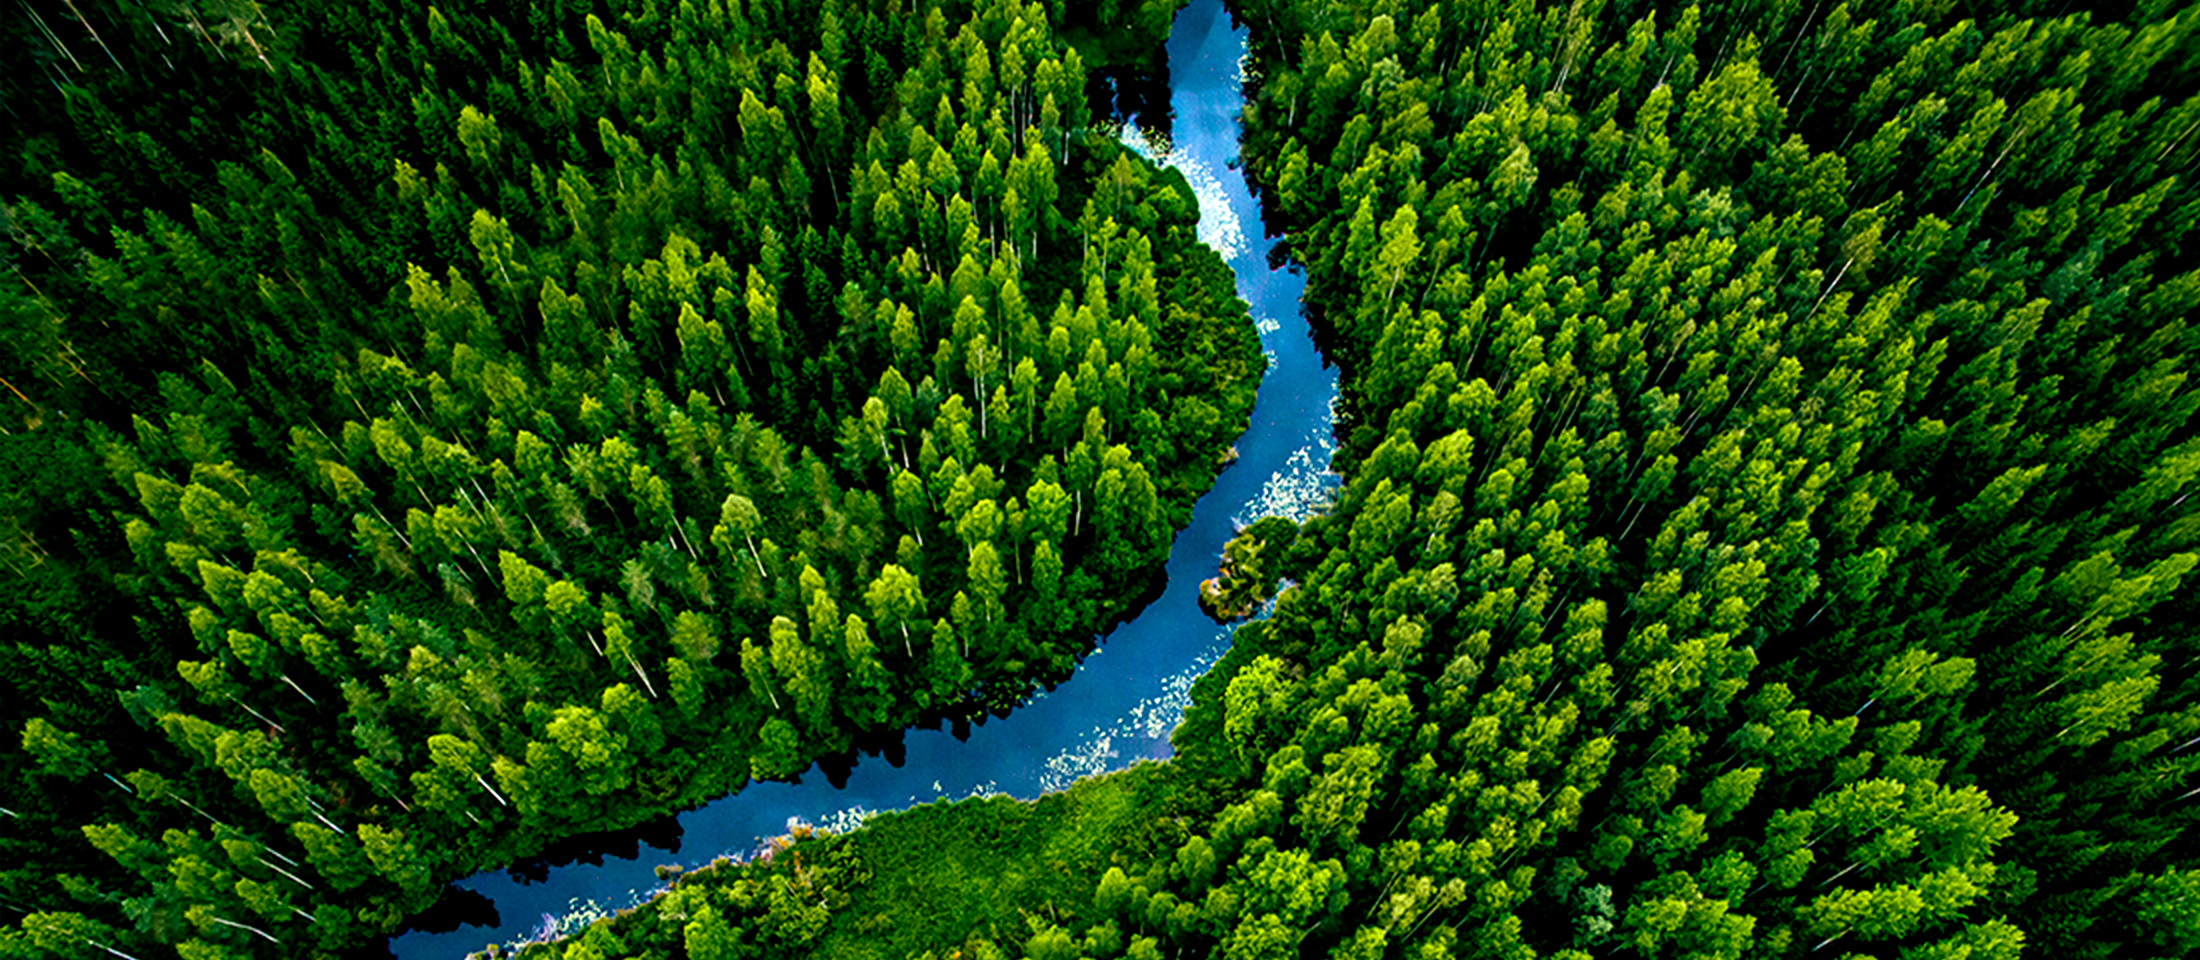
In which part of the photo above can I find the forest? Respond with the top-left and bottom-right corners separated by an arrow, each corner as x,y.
7,0 -> 2200,958
0,0 -> 1256,956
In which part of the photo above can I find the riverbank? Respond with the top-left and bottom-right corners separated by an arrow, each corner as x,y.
493,761 -> 1208,960
491,572 -> 1263,960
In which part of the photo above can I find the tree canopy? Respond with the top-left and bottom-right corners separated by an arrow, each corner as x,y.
0,0 -> 1258,955
7,0 -> 2200,958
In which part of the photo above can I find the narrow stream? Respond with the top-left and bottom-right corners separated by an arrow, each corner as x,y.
390,1 -> 1332,954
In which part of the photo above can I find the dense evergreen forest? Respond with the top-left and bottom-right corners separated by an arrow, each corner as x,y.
491,0 -> 2200,959
1209,0 -> 2200,954
9,0 -> 2200,958
0,0 -> 1259,955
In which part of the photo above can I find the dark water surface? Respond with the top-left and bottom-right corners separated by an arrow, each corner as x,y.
389,1 -> 1334,953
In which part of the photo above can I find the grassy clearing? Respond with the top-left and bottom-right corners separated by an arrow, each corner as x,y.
818,761 -> 1190,959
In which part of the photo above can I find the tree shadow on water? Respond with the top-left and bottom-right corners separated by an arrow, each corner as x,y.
397,885 -> 498,935
500,813 -> 685,884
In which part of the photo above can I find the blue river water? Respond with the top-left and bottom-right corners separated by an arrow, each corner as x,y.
390,0 -> 1334,954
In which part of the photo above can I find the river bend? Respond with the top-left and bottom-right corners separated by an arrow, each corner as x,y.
390,1 -> 1333,953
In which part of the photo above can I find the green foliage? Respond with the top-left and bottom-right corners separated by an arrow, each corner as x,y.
1141,0 -> 2200,957
11,0 -> 2200,958
0,0 -> 1261,955
540,763 -> 1203,960
1197,519 -> 1297,622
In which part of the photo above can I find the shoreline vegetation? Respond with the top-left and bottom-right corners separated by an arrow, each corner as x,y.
486,761 -> 1197,960
493,593 -> 1260,960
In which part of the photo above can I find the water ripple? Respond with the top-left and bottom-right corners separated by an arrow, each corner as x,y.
1118,125 -> 1248,263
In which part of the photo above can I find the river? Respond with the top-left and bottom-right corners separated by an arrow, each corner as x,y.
388,0 -> 1332,954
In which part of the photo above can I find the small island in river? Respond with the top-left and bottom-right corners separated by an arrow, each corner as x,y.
1196,515 -> 1299,623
